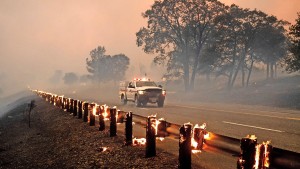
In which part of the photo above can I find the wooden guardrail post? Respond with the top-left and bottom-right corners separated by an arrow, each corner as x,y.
124,112 -> 133,145
146,116 -> 156,157
110,108 -> 117,137
179,123 -> 192,169
83,102 -> 89,122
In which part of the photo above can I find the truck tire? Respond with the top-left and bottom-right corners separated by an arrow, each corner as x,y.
121,95 -> 127,105
157,100 -> 164,107
135,96 -> 141,107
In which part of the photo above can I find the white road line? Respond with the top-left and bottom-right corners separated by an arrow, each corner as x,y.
223,121 -> 285,133
173,105 -> 300,121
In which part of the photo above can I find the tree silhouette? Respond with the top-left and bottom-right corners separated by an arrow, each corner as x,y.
86,46 -> 130,83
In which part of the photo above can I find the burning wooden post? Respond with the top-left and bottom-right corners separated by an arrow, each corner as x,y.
58,96 -> 63,108
62,98 -> 66,110
179,123 -> 192,169
124,112 -> 133,145
117,110 -> 124,123
66,98 -> 70,112
89,103 -> 95,126
192,123 -> 207,151
237,135 -> 272,169
259,141 -> 272,169
83,102 -> 89,122
70,99 -> 74,114
237,135 -> 258,169
146,116 -> 156,157
78,101 -> 82,119
110,108 -> 117,137
73,100 -> 78,116
156,118 -> 167,138
99,106 -> 105,131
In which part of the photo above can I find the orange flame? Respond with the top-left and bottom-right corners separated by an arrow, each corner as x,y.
254,144 -> 261,169
156,137 -> 165,141
102,104 -> 109,120
92,103 -> 98,116
263,141 -> 271,168
191,123 -> 208,153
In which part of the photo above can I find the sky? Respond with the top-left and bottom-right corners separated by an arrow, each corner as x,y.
0,0 -> 299,95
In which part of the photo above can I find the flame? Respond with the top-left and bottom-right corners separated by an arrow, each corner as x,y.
92,104 -> 97,115
254,144 -> 261,169
204,132 -> 210,140
192,138 -> 198,149
99,147 -> 108,152
133,138 -> 146,146
263,141 -> 271,167
156,137 -> 165,141
102,104 -> 109,120
248,134 -> 257,140
191,122 -> 208,153
154,118 -> 160,135
192,150 -> 201,154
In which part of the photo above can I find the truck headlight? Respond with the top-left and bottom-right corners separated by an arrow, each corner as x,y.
162,90 -> 166,96
138,90 -> 145,95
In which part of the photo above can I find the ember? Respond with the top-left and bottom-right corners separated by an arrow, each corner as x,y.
98,147 -> 108,152
133,138 -> 146,146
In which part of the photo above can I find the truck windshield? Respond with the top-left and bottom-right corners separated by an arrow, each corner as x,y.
136,81 -> 157,87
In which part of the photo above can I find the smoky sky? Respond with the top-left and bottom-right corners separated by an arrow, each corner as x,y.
0,0 -> 299,94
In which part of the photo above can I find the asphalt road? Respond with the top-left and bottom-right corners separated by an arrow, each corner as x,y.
114,100 -> 300,153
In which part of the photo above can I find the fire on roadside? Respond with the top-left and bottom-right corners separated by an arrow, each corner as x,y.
133,138 -> 146,146
191,123 -> 209,154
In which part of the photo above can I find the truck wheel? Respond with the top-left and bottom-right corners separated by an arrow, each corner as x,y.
121,95 -> 127,105
157,100 -> 164,107
135,96 -> 141,107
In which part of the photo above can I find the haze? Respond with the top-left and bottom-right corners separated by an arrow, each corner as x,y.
0,0 -> 299,96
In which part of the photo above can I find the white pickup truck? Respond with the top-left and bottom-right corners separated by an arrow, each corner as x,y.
119,78 -> 166,107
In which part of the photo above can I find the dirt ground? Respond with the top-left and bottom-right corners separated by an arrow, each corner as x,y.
0,96 -> 184,169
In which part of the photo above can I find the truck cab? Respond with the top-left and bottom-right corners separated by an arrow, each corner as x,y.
119,78 -> 166,107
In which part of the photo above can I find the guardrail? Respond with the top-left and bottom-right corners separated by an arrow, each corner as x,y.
129,107 -> 300,168
32,90 -> 300,169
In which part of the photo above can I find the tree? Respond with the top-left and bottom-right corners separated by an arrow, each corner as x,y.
137,0 -> 225,92
285,12 -> 300,72
63,72 -> 78,85
253,15 -> 289,80
111,54 -> 130,82
86,46 -> 130,83
215,5 -> 288,88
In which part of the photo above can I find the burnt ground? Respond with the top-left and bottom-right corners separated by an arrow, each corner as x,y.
0,97 -> 189,169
